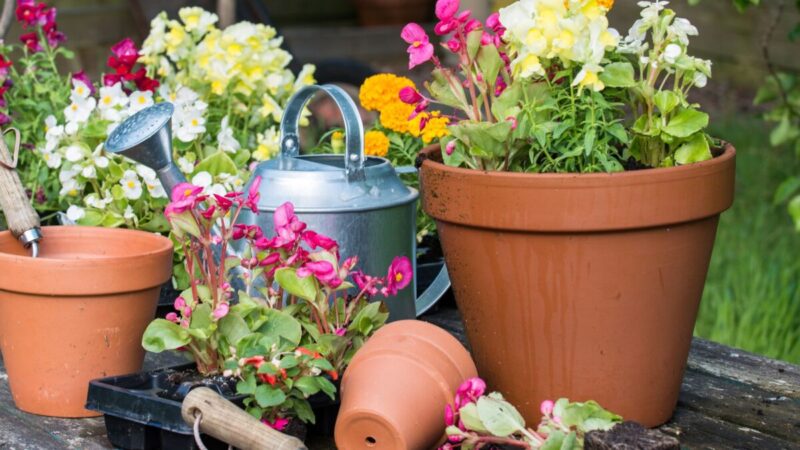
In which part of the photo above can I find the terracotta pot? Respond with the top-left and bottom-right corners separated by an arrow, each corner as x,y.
0,226 -> 173,417
419,145 -> 736,427
335,320 -> 477,449
352,0 -> 434,26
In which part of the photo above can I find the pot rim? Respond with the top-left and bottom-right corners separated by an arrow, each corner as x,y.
0,226 -> 173,295
419,144 -> 736,231
420,143 -> 735,185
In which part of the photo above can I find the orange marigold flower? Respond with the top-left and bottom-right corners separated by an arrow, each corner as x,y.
359,73 -> 415,112
410,111 -> 450,144
364,130 -> 390,157
598,0 -> 614,9
379,101 -> 416,134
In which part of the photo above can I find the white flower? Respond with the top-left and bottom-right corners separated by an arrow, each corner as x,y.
59,166 -> 80,183
145,178 -> 167,199
158,84 -> 199,107
191,171 -> 213,187
175,108 -> 206,142
70,79 -> 91,102
94,155 -> 109,168
663,43 -> 682,64
98,83 -> 128,109
136,165 -> 157,180
207,183 -> 227,197
66,205 -> 85,222
179,7 -> 218,34
120,170 -> 143,200
217,116 -> 240,153
81,165 -> 97,179
64,97 -> 97,124
177,156 -> 195,174
669,18 -> 698,45
128,91 -> 154,114
41,150 -> 62,169
65,144 -> 86,163
65,121 -> 79,136
59,178 -> 82,197
85,193 -> 112,209
124,205 -> 136,221
693,71 -> 708,88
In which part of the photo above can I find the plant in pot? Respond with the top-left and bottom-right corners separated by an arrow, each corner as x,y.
401,0 -> 735,427
88,177 -> 414,446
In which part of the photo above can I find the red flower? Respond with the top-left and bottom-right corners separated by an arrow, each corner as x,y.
110,38 -> 140,66
15,0 -> 46,28
19,32 -> 41,53
0,55 -> 11,80
296,347 -> 322,359
135,75 -> 159,92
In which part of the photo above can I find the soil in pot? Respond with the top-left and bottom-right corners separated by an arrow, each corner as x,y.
419,145 -> 736,427
0,226 -> 173,418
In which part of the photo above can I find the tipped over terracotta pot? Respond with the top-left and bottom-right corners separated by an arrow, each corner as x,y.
335,320 -> 477,450
420,144 -> 736,427
0,226 -> 172,417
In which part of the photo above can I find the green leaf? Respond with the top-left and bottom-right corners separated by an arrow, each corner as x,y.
274,267 -> 318,301
293,398 -> 315,424
675,133 -> 712,165
663,108 -> 709,138
477,44 -> 503,94
458,402 -> 489,433
476,395 -> 527,437
193,151 -> 238,177
598,62 -> 635,88
254,384 -> 286,408
466,29 -> 483,60
789,195 -> 800,231
770,116 -> 800,147
218,313 -> 250,345
256,309 -> 302,346
309,358 -> 334,371
654,91 -> 681,115
583,129 -> 596,156
141,319 -> 191,352
280,355 -> 299,369
775,176 -> 800,204
77,210 -> 104,226
541,430 -> 566,450
294,376 -> 322,397
606,122 -> 630,144
237,373 -> 257,395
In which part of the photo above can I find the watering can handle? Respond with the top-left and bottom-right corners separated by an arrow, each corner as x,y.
280,84 -> 365,182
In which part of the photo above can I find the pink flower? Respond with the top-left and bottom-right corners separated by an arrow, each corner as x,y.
165,312 -> 179,323
433,0 -> 460,35
495,76 -> 508,96
445,141 -> 456,156
454,377 -> 486,408
506,116 -> 517,130
174,296 -> 186,310
262,417 -> 290,431
297,260 -> 342,288
352,271 -> 379,296
44,25 -> 65,48
167,182 -> 204,215
444,404 -> 455,426
464,18 -> 481,33
111,38 -> 139,66
540,399 -> 554,416
258,252 -> 281,267
334,327 -> 346,336
272,202 -> 306,247
232,224 -> 263,241
339,256 -> 358,279
71,71 -> 94,94
301,230 -> 338,252
381,256 -> 413,297
15,0 -> 46,28
401,23 -> 434,70
0,113 -> 10,126
20,32 -> 41,53
446,38 -> 461,53
212,302 -> 229,320
244,176 -> 261,213
213,194 -> 234,213
399,86 -> 423,105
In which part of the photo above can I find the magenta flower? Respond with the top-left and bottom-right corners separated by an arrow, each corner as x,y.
334,327 -> 346,337
301,230 -> 338,252
213,194 -> 234,213
20,32 -> 41,53
15,0 -> 46,28
262,417 -> 290,431
212,302 -> 229,320
401,23 -> 434,69
446,38 -> 461,53
244,176 -> 261,212
71,71 -> 94,94
111,38 -> 140,66
445,141 -> 456,156
272,201 -> 307,247
540,399 -> 554,416
258,252 -> 281,267
339,256 -> 358,279
199,204 -> 216,220
44,24 -> 65,48
352,271 -> 379,296
433,0 -> 460,35
444,404 -> 455,426
399,86 -> 423,105
381,256 -> 413,296
167,182 -> 204,214
232,224 -> 263,241
297,260 -> 342,288
454,377 -> 486,408
165,312 -> 179,323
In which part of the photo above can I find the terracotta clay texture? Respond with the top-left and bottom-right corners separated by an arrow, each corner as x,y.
419,145 -> 736,427
0,226 -> 173,417
335,320 -> 477,450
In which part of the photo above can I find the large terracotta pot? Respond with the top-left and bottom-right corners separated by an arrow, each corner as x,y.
419,145 -> 736,427
0,226 -> 173,417
335,320 -> 477,449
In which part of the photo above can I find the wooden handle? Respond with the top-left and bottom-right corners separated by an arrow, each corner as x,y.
0,128 -> 39,238
181,387 -> 307,450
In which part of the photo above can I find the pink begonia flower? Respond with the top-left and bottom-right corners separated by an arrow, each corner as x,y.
168,182 -> 204,213
232,224 -> 263,241
446,38 -> 461,53
244,176 -> 261,212
213,194 -> 233,213
506,116 -> 518,130
464,18 -> 481,33
262,417 -> 290,431
433,0 -> 460,35
297,260 -> 342,288
454,377 -> 486,408
339,256 -> 358,279
444,404 -> 455,426
399,86 -> 423,105
381,256 -> 413,296
540,399 -> 554,416
174,296 -> 186,310
165,312 -> 179,323
111,38 -> 139,66
334,327 -> 346,337
258,252 -> 281,267
445,141 -> 456,156
401,23 -> 434,69
301,230 -> 338,252
352,271 -> 379,296
200,204 -> 216,220
212,302 -> 229,320
495,76 -> 508,96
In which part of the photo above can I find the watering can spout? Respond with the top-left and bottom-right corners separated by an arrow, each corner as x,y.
104,103 -> 186,195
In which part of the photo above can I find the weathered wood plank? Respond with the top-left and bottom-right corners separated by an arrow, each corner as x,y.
659,408 -> 798,450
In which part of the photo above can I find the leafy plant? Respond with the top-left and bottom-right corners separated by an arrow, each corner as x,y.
441,378 -> 622,449
398,0 -> 715,173
142,178 -> 413,428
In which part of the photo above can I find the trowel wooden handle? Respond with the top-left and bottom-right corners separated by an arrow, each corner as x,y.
181,387 -> 307,450
0,128 -> 39,238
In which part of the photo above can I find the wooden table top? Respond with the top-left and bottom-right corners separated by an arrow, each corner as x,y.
2,306 -> 799,450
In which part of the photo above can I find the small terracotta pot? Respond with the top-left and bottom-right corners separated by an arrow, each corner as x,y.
352,0 -> 434,26
0,226 -> 173,417
419,145 -> 736,427
335,320 -> 477,450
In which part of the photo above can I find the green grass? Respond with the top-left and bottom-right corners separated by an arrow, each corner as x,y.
694,117 -> 800,364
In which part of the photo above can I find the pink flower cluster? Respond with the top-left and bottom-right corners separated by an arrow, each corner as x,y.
0,56 -> 12,125
442,377 -> 488,447
103,38 -> 159,92
16,0 -> 65,52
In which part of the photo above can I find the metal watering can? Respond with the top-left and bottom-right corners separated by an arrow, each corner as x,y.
105,84 -> 449,319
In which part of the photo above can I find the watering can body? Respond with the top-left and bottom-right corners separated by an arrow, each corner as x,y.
105,84 -> 449,320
